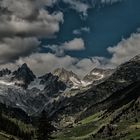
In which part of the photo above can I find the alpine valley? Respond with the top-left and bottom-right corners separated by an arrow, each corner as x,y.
0,54 -> 140,140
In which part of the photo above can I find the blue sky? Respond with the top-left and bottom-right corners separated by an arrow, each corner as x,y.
0,0 -> 140,76
43,0 -> 140,58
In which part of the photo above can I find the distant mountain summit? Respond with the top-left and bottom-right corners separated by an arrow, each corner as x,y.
0,54 -> 139,120
83,68 -> 114,85
53,68 -> 81,88
111,54 -> 140,83
12,63 -> 36,88
39,73 -> 66,96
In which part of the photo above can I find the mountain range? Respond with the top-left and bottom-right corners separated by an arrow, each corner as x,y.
0,54 -> 140,139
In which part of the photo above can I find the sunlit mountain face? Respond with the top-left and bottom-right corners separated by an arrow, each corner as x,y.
0,0 -> 140,77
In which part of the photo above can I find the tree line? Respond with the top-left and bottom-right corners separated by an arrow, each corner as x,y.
0,109 -> 55,140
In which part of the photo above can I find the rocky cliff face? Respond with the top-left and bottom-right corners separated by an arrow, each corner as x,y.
39,73 -> 66,96
83,68 -> 114,85
53,68 -> 81,88
12,63 -> 36,88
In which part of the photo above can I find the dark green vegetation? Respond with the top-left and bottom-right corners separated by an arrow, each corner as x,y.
0,103 -> 34,140
36,111 -> 55,140
0,103 -> 55,140
53,81 -> 140,140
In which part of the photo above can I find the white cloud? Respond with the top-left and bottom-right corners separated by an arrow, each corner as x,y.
1,31 -> 139,77
1,29 -> 140,77
62,38 -> 85,51
0,52 -> 101,77
16,53 -> 78,75
45,38 -> 85,56
108,33 -> 140,66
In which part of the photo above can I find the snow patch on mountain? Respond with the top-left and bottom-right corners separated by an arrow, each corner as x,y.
81,80 -> 93,87
28,78 -> 45,90
0,80 -> 14,86
91,72 -> 104,80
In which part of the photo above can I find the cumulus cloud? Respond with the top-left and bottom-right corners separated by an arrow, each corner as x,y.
0,0 -> 137,78
16,53 -> 78,75
0,0 -> 64,39
0,52 -> 101,77
0,0 -> 63,64
0,8 -> 63,38
108,33 -> 140,66
24,54 -> 101,77
45,38 -> 85,56
1,31 -> 139,77
62,38 -> 85,51
0,37 -> 40,64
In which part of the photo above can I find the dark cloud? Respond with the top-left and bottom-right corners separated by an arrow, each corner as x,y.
0,8 -> 63,37
0,37 -> 40,64
0,0 -> 63,63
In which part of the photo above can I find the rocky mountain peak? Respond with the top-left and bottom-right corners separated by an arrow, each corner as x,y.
83,68 -> 114,85
53,68 -> 74,76
0,68 -> 11,77
39,73 -> 58,83
111,55 -> 140,83
12,63 -> 36,88
39,73 -> 66,96
20,63 -> 28,69
53,68 -> 81,88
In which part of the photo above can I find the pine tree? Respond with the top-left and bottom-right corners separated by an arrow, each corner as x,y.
36,110 -> 54,140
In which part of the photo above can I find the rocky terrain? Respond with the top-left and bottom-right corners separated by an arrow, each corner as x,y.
52,55 -> 140,140
0,61 -> 112,116
0,55 -> 139,139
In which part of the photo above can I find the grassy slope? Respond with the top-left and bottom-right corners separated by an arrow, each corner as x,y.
53,112 -> 102,140
0,113 -> 34,140
0,132 -> 19,140
53,101 -> 140,140
53,81 -> 140,140
0,134 -> 10,140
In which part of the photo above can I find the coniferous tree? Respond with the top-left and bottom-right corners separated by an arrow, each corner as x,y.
36,110 -> 54,140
